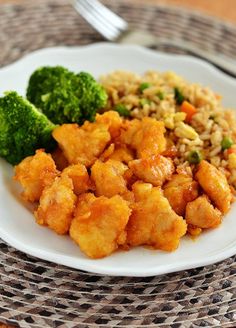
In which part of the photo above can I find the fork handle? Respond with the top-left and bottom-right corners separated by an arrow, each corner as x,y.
117,29 -> 236,78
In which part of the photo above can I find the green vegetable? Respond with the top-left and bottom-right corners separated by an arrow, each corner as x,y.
26,66 -> 107,124
114,104 -> 130,117
0,91 -> 56,165
187,150 -> 202,164
174,87 -> 185,105
139,98 -> 151,106
221,137 -> 233,150
139,82 -> 151,93
157,91 -> 165,100
77,71 -> 108,122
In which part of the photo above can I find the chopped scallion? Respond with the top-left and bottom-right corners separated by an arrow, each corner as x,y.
174,87 -> 185,105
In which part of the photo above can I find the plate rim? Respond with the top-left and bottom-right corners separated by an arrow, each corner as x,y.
0,224 -> 235,277
1,42 -> 236,84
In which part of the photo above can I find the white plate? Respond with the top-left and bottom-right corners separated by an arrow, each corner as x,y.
0,43 -> 236,277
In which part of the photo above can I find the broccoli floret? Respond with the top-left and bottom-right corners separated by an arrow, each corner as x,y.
26,66 -> 81,124
0,91 -> 56,165
76,71 -> 108,122
26,66 -> 107,124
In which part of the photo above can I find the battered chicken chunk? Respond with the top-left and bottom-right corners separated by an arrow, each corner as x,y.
14,149 -> 59,202
129,155 -> 174,186
91,159 -> 128,197
126,182 -> 187,251
95,111 -> 123,139
119,117 -> 166,158
61,164 -> 90,196
74,193 -> 97,216
163,174 -> 199,216
185,195 -> 222,229
35,176 -> 77,234
70,194 -> 131,258
99,143 -> 115,161
53,122 -> 110,167
118,119 -> 140,146
99,143 -> 135,164
195,160 -> 231,213
108,144 -> 135,164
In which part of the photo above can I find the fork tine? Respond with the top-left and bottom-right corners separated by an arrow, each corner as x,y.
72,0 -> 119,40
72,0 -> 128,40
76,0 -> 120,34
83,0 -> 128,30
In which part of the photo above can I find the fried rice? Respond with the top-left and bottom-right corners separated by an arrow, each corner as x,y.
99,70 -> 236,191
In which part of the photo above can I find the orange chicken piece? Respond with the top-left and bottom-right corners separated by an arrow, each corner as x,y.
195,160 -> 231,214
95,111 -> 123,139
108,144 -> 135,164
99,143 -> 134,164
186,195 -> 222,229
126,182 -> 187,251
35,176 -> 77,235
74,193 -> 97,217
119,117 -> 166,158
70,194 -> 131,258
61,164 -> 90,196
14,149 -> 58,202
163,174 -> 199,216
53,122 -> 110,167
91,159 -> 128,197
99,143 -> 116,161
129,155 -> 174,186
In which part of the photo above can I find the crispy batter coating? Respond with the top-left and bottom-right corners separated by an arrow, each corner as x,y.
108,144 -> 135,164
35,176 -> 77,235
129,155 -> 174,186
195,160 -> 232,213
99,143 -> 115,161
163,174 -> 199,216
52,122 -> 111,167
91,159 -> 128,197
100,143 -> 135,164
123,168 -> 139,189
186,195 -> 222,229
14,149 -> 59,202
95,111 -> 123,139
187,225 -> 202,237
161,145 -> 179,158
119,119 -> 140,145
119,117 -> 166,158
61,164 -> 90,196
126,182 -> 187,251
74,193 -> 97,216
70,194 -> 131,258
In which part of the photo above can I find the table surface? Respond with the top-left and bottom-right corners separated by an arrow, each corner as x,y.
0,0 -> 236,23
0,1 -> 235,328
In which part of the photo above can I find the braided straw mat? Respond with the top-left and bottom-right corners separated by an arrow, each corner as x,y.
0,0 -> 236,327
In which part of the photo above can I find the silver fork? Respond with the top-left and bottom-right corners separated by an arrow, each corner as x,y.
72,0 -> 236,77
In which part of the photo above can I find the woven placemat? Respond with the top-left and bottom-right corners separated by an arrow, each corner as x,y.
0,1 -> 236,327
